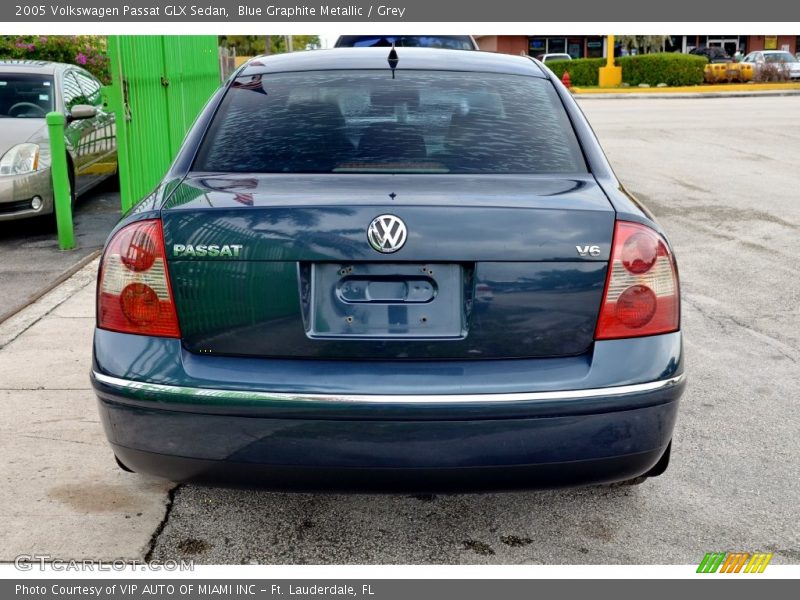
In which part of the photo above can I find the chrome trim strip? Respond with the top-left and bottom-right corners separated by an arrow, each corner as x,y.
93,372 -> 685,405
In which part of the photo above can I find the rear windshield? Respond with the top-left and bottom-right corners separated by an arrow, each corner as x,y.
336,36 -> 475,50
0,73 -> 54,118
194,70 -> 587,175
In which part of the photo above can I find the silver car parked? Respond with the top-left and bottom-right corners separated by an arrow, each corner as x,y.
741,50 -> 800,80
535,53 -> 573,63
0,60 -> 117,222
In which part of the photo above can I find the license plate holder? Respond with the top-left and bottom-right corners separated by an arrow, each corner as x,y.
307,263 -> 465,339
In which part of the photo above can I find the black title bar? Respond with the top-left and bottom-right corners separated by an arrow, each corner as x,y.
5,0 -> 800,22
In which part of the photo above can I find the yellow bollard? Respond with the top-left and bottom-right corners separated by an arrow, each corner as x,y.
598,34 -> 622,87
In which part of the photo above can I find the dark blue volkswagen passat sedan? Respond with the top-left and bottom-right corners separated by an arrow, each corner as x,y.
91,48 -> 685,490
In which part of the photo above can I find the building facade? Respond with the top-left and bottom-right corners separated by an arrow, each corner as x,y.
475,35 -> 799,58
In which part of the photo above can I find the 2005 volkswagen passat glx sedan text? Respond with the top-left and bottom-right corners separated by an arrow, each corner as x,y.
91,48 -> 685,490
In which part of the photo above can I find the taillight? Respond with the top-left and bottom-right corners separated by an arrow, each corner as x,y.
595,220 -> 679,340
97,219 -> 181,338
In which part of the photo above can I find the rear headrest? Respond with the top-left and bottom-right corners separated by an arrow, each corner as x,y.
445,107 -> 499,145
357,122 -> 427,161
279,100 -> 355,169
284,100 -> 346,130
370,86 -> 420,109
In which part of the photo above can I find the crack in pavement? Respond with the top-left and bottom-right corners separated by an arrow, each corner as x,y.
145,484 -> 181,562
17,434 -> 103,446
684,296 -> 798,363
669,217 -> 796,264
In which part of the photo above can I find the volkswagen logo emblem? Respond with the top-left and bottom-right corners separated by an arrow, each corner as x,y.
367,214 -> 408,254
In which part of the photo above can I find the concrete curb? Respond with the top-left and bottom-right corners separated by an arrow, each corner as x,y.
575,90 -> 800,100
0,251 -> 173,561
0,249 -> 100,327
0,256 -> 99,351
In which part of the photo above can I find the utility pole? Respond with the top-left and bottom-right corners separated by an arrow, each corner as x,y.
263,36 -> 271,56
285,35 -> 294,52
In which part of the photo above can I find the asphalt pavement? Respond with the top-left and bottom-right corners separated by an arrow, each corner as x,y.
0,95 -> 798,566
0,178 -> 121,324
151,95 -> 800,565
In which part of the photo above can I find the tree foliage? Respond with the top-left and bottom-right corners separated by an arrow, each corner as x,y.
0,35 -> 110,83
219,35 -> 322,56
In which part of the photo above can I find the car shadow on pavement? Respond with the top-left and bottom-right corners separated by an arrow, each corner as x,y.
146,482 -> 652,565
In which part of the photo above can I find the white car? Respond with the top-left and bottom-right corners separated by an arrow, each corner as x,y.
741,50 -> 800,79
535,53 -> 572,63
0,60 -> 117,222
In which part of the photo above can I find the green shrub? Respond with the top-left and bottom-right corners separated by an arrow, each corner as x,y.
618,53 -> 706,86
543,53 -> 706,87
0,36 -> 110,83
545,58 -> 605,86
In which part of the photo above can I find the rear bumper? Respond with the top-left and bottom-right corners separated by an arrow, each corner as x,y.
98,394 -> 680,491
92,329 -> 685,490
107,445 -> 675,492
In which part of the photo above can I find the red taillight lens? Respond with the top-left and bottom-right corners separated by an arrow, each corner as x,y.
615,285 -> 657,328
120,283 -> 161,325
118,226 -> 157,272
595,221 -> 679,340
97,220 -> 181,338
621,232 -> 658,274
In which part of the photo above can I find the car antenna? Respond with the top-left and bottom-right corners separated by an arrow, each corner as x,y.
387,44 -> 399,79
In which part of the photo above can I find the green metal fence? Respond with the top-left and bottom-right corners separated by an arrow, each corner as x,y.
107,36 -> 221,212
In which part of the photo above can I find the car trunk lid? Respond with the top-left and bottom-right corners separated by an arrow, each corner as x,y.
161,173 -> 615,359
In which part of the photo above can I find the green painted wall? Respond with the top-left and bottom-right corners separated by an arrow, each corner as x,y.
107,36 -> 221,211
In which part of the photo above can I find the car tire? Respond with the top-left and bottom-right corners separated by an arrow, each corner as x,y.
67,158 -> 77,208
610,475 -> 649,487
603,441 -> 672,487
115,454 -> 135,473
44,161 -> 77,232
643,440 -> 672,478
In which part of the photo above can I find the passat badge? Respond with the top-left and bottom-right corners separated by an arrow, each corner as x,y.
173,244 -> 243,258
367,215 -> 407,253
